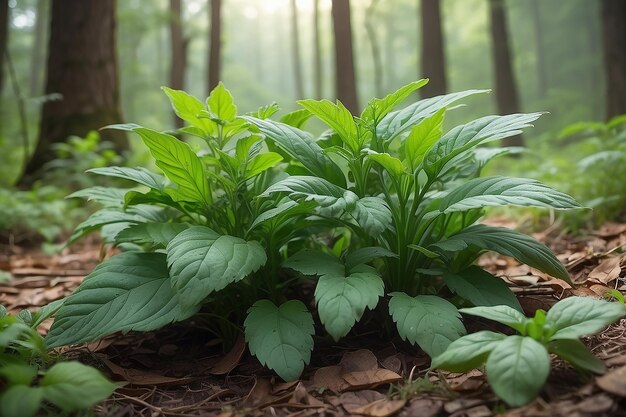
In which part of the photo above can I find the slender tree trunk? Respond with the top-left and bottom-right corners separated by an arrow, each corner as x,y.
207,0 -> 221,92
0,0 -> 8,95
586,3 -> 602,120
169,0 -> 186,128
290,0 -> 304,99
19,0 -> 126,185
313,0 -> 322,99
420,0 -> 447,98
602,0 -> 626,119
384,7 -> 396,93
488,0 -> 522,147
29,0 -> 49,97
365,0 -> 383,97
530,0 -> 547,98
331,0 -> 358,113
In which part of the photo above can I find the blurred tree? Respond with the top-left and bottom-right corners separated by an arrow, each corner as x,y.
169,0 -> 187,128
602,0 -> 626,119
29,0 -> 48,97
365,0 -> 383,97
420,0 -> 447,98
207,0 -> 221,92
529,0 -> 546,97
290,0 -> 304,99
488,0 -> 522,146
313,0 -> 322,99
332,0 -> 358,113
19,0 -> 127,185
0,0 -> 7,95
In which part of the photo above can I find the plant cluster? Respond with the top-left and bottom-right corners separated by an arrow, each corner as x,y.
45,81 -> 584,383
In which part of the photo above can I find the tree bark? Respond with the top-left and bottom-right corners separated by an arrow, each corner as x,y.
420,0 -> 447,98
19,0 -> 127,184
488,0 -> 522,147
0,0 -> 8,95
290,0 -> 304,99
530,0 -> 547,97
29,0 -> 49,97
207,0 -> 221,92
365,0 -> 383,97
169,0 -> 187,128
331,0 -> 358,114
602,0 -> 626,119
313,0 -> 322,99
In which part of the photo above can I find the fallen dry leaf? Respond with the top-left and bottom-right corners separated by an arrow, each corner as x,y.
596,364 -> 626,397
100,357 -> 195,386
208,335 -> 246,375
400,399 -> 443,417
588,256 -> 622,285
313,365 -> 349,393
340,349 -> 379,373
343,369 -> 402,390
352,398 -> 406,417
339,390 -> 385,412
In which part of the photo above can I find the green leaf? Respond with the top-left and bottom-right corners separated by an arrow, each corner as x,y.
245,152 -> 283,179
443,266 -> 522,311
167,226 -> 267,309
298,99 -> 360,153
440,176 -> 581,213
242,116 -> 346,187
46,253 -> 193,348
389,292 -> 465,357
459,305 -> 528,334
87,166 -> 166,191
67,186 -> 128,208
161,88 -> 214,135
344,247 -> 397,271
546,296 -> 626,340
283,249 -> 345,277
0,363 -> 37,385
548,339 -> 605,374
249,200 -> 316,230
361,79 -> 428,123
69,208 -> 149,243
404,108 -> 445,171
366,151 -> 406,176
114,222 -> 189,248
132,127 -> 211,206
31,299 -> 65,328
206,82 -> 237,122
244,300 -> 315,381
41,362 -> 118,411
279,108 -> 313,128
431,224 -> 571,282
0,385 -> 43,417
351,197 -> 393,236
315,266 -> 384,341
485,336 -> 550,407
250,102 -> 280,119
431,330 -> 506,372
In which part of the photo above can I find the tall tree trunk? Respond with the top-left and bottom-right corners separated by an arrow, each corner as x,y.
0,0 -> 8,95
488,0 -> 522,147
19,0 -> 126,185
290,0 -> 304,99
207,0 -> 221,92
602,0 -> 626,119
313,0 -> 322,99
29,0 -> 49,97
420,0 -> 447,98
365,0 -> 383,97
331,0 -> 358,114
169,0 -> 186,128
586,3 -> 602,120
530,0 -> 547,98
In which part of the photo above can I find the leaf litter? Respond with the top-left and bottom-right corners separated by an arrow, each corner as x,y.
1,222 -> 625,417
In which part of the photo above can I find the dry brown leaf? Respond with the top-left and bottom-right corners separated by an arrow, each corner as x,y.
381,355 -> 402,374
340,349 -> 378,372
594,223 -> 626,238
400,399 -> 443,417
588,284 -> 614,298
289,381 -> 325,407
588,256 -> 622,284
208,335 -> 246,375
445,369 -> 485,392
339,391 -> 385,412
100,357 -> 196,386
343,369 -> 402,390
352,399 -> 406,417
312,365 -> 349,393
596,364 -> 626,397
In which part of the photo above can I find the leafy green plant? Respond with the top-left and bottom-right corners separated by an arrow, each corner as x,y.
0,305 -> 117,417
45,81 -> 581,381
431,296 -> 626,407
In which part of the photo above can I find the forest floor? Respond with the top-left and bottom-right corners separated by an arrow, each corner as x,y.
1,220 -> 626,417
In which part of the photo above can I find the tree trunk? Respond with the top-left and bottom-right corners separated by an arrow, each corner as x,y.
488,0 -> 523,147
365,0 -> 383,97
169,0 -> 186,128
0,0 -> 8,95
602,0 -> 626,119
313,0 -> 322,99
420,0 -> 447,98
19,0 -> 127,185
530,0 -> 547,98
29,0 -> 49,97
207,0 -> 221,92
331,0 -> 358,114
290,0 -> 304,99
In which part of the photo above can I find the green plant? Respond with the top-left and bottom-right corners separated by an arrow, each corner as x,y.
0,305 -> 117,417
431,296 -> 626,407
45,81 -> 580,381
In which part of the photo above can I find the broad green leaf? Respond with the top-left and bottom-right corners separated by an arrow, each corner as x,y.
351,197 -> 393,236
389,292 -> 465,357
31,299 -> 65,328
279,108 -> 313,128
67,186 -> 128,208
459,305 -> 528,334
283,249 -> 345,277
377,89 -> 487,142
546,296 -> 626,340
548,339 -> 605,374
249,200 -> 316,230
431,225 -> 571,282
69,208 -> 149,243
242,116 -> 346,186
162,87 -> 214,134
431,330 -> 506,372
361,79 -> 428,123
474,146 -> 525,168
0,385 -> 43,417
366,151 -> 406,176
423,113 -> 543,179
316,266 -> 384,341
439,176 -> 581,213
115,222 -> 189,248
245,152 -> 283,179
0,363 -> 37,385
133,127 -> 211,206
249,102 -> 280,119
41,362 -> 118,411
206,82 -> 237,122
404,108 -> 445,171
167,226 -> 267,309
235,135 -> 262,163
298,99 -> 360,153
87,166 -> 166,191
244,300 -> 315,381
443,266 -> 522,311
485,336 -> 550,407
345,246 -> 397,271
46,253 -> 192,348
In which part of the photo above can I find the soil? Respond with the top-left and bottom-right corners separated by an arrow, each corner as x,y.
1,221 -> 625,417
